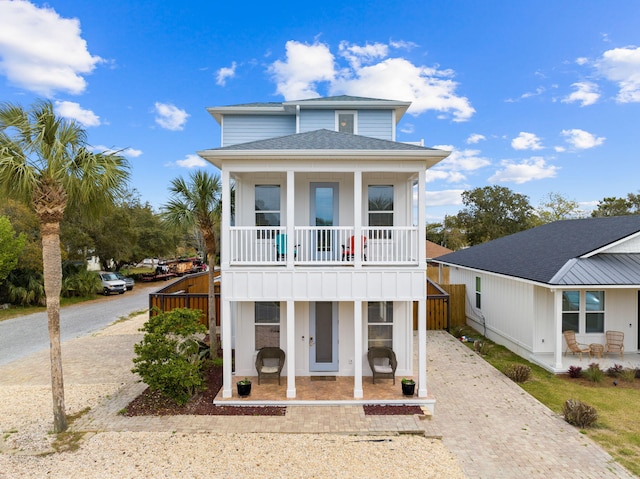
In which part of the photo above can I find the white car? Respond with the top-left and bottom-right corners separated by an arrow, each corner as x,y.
98,272 -> 126,295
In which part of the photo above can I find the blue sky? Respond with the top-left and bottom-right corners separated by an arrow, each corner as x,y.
1,0 -> 640,222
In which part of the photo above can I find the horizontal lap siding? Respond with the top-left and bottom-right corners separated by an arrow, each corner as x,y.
223,115 -> 295,146
358,110 -> 393,140
299,110 -> 334,132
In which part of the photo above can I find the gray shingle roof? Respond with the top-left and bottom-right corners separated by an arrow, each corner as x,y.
435,216 -> 640,284
216,129 -> 439,151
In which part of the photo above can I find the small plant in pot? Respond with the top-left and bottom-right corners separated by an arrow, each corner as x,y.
237,378 -> 252,397
401,378 -> 415,396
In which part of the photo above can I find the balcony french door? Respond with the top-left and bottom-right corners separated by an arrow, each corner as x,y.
310,183 -> 339,261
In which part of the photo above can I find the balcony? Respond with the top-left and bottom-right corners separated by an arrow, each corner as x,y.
229,226 -> 419,266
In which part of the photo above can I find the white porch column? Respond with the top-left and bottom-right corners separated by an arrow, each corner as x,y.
221,169 -> 230,269
418,169 -> 427,269
222,299 -> 233,398
553,289 -> 564,370
418,298 -> 428,397
286,170 -> 295,270
354,300 -> 363,398
286,300 -> 296,398
354,170 -> 363,268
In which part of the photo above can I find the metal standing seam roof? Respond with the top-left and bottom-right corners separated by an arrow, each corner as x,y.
434,216 -> 640,285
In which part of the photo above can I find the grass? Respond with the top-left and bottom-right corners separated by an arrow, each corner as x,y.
455,326 -> 640,476
0,296 -> 98,322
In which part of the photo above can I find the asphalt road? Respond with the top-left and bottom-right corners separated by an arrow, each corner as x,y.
0,281 -> 166,366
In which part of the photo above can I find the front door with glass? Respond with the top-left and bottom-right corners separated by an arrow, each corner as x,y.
309,302 -> 338,371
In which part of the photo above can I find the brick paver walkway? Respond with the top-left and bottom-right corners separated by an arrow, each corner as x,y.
0,315 -> 635,478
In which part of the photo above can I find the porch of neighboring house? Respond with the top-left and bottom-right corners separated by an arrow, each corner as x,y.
529,350 -> 640,374
214,331 -> 436,411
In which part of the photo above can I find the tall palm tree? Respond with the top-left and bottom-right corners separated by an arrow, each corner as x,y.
0,100 -> 129,432
162,170 -> 222,355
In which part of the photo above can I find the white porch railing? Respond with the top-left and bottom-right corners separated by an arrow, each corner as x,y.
229,226 -> 419,266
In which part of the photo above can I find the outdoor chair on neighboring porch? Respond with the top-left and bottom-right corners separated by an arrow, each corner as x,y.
563,330 -> 591,361
605,330 -> 624,360
255,347 -> 285,385
367,346 -> 397,384
275,234 -> 298,261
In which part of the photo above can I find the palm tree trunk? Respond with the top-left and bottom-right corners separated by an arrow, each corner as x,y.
41,221 -> 67,433
203,232 -> 218,356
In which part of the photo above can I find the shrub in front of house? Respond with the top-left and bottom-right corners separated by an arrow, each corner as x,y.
606,364 -> 624,377
504,364 -> 531,383
583,363 -> 604,383
132,308 -> 208,405
567,365 -> 583,378
563,399 -> 598,428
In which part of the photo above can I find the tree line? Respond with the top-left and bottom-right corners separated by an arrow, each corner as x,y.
428,186 -> 640,250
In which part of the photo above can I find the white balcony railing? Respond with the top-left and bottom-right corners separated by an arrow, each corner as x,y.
229,226 -> 419,266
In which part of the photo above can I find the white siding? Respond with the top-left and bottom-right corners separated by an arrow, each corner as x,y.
602,234 -> 640,253
358,110 -> 393,140
222,115 -> 295,146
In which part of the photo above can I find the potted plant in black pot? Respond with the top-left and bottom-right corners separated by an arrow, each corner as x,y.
401,378 -> 415,396
237,377 -> 252,397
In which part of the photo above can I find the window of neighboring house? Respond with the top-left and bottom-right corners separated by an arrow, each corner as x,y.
562,291 -> 580,332
368,301 -> 393,349
255,302 -> 280,350
337,112 -> 355,134
475,277 -> 481,309
585,291 -> 605,333
368,185 -> 393,239
255,185 -> 280,238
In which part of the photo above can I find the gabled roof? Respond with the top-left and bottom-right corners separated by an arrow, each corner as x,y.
426,240 -> 452,259
435,216 -> 640,285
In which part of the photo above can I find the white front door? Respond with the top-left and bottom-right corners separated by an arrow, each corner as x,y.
309,302 -> 338,371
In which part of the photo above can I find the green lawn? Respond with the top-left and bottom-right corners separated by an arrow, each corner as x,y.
457,327 -> 640,476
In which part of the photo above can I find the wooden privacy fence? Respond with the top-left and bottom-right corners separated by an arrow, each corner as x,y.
413,280 -> 466,331
148,271 -> 220,327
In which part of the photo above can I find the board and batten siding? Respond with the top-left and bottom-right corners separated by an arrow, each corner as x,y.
450,268 -> 536,357
222,114 -> 296,146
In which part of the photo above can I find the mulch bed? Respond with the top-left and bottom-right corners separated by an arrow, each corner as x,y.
124,362 -> 425,417
123,363 -> 285,416
363,404 -> 425,415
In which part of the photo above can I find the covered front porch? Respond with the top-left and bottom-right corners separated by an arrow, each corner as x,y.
529,350 -> 640,374
215,331 -> 435,412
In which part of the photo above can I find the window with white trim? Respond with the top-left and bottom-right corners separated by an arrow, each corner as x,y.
368,185 -> 393,239
368,302 -> 393,349
475,277 -> 481,309
255,302 -> 280,350
561,290 -> 605,333
255,185 -> 280,238
337,112 -> 356,134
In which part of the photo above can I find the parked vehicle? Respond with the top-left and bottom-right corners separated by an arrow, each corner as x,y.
98,272 -> 126,295
114,272 -> 135,291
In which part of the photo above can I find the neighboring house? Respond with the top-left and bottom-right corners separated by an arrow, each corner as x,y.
434,216 -> 640,372
198,95 -> 450,403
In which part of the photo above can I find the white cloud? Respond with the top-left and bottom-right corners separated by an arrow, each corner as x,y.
154,102 -> 189,131
489,157 -> 558,184
176,154 -> 207,168
91,145 -> 142,158
216,61 -> 237,86
506,86 -> 545,102
268,41 -> 336,99
562,81 -> 600,106
561,128 -> 605,149
426,145 -> 491,183
595,46 -> 640,102
268,40 -> 474,121
466,133 -> 486,144
0,1 -> 102,96
511,132 -> 543,150
399,123 -> 414,134
425,189 -> 465,207
575,57 -> 589,66
54,100 -> 100,127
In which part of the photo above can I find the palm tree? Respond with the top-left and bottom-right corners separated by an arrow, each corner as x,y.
0,100 -> 129,432
162,170 -> 222,355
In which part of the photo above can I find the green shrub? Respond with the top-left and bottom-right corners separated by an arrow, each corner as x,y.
620,369 -> 636,383
583,363 -> 604,383
132,308 -> 208,405
504,364 -> 531,383
563,399 -> 598,428
62,270 -> 101,297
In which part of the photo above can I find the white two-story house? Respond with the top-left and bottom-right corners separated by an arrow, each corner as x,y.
198,95 -> 450,405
